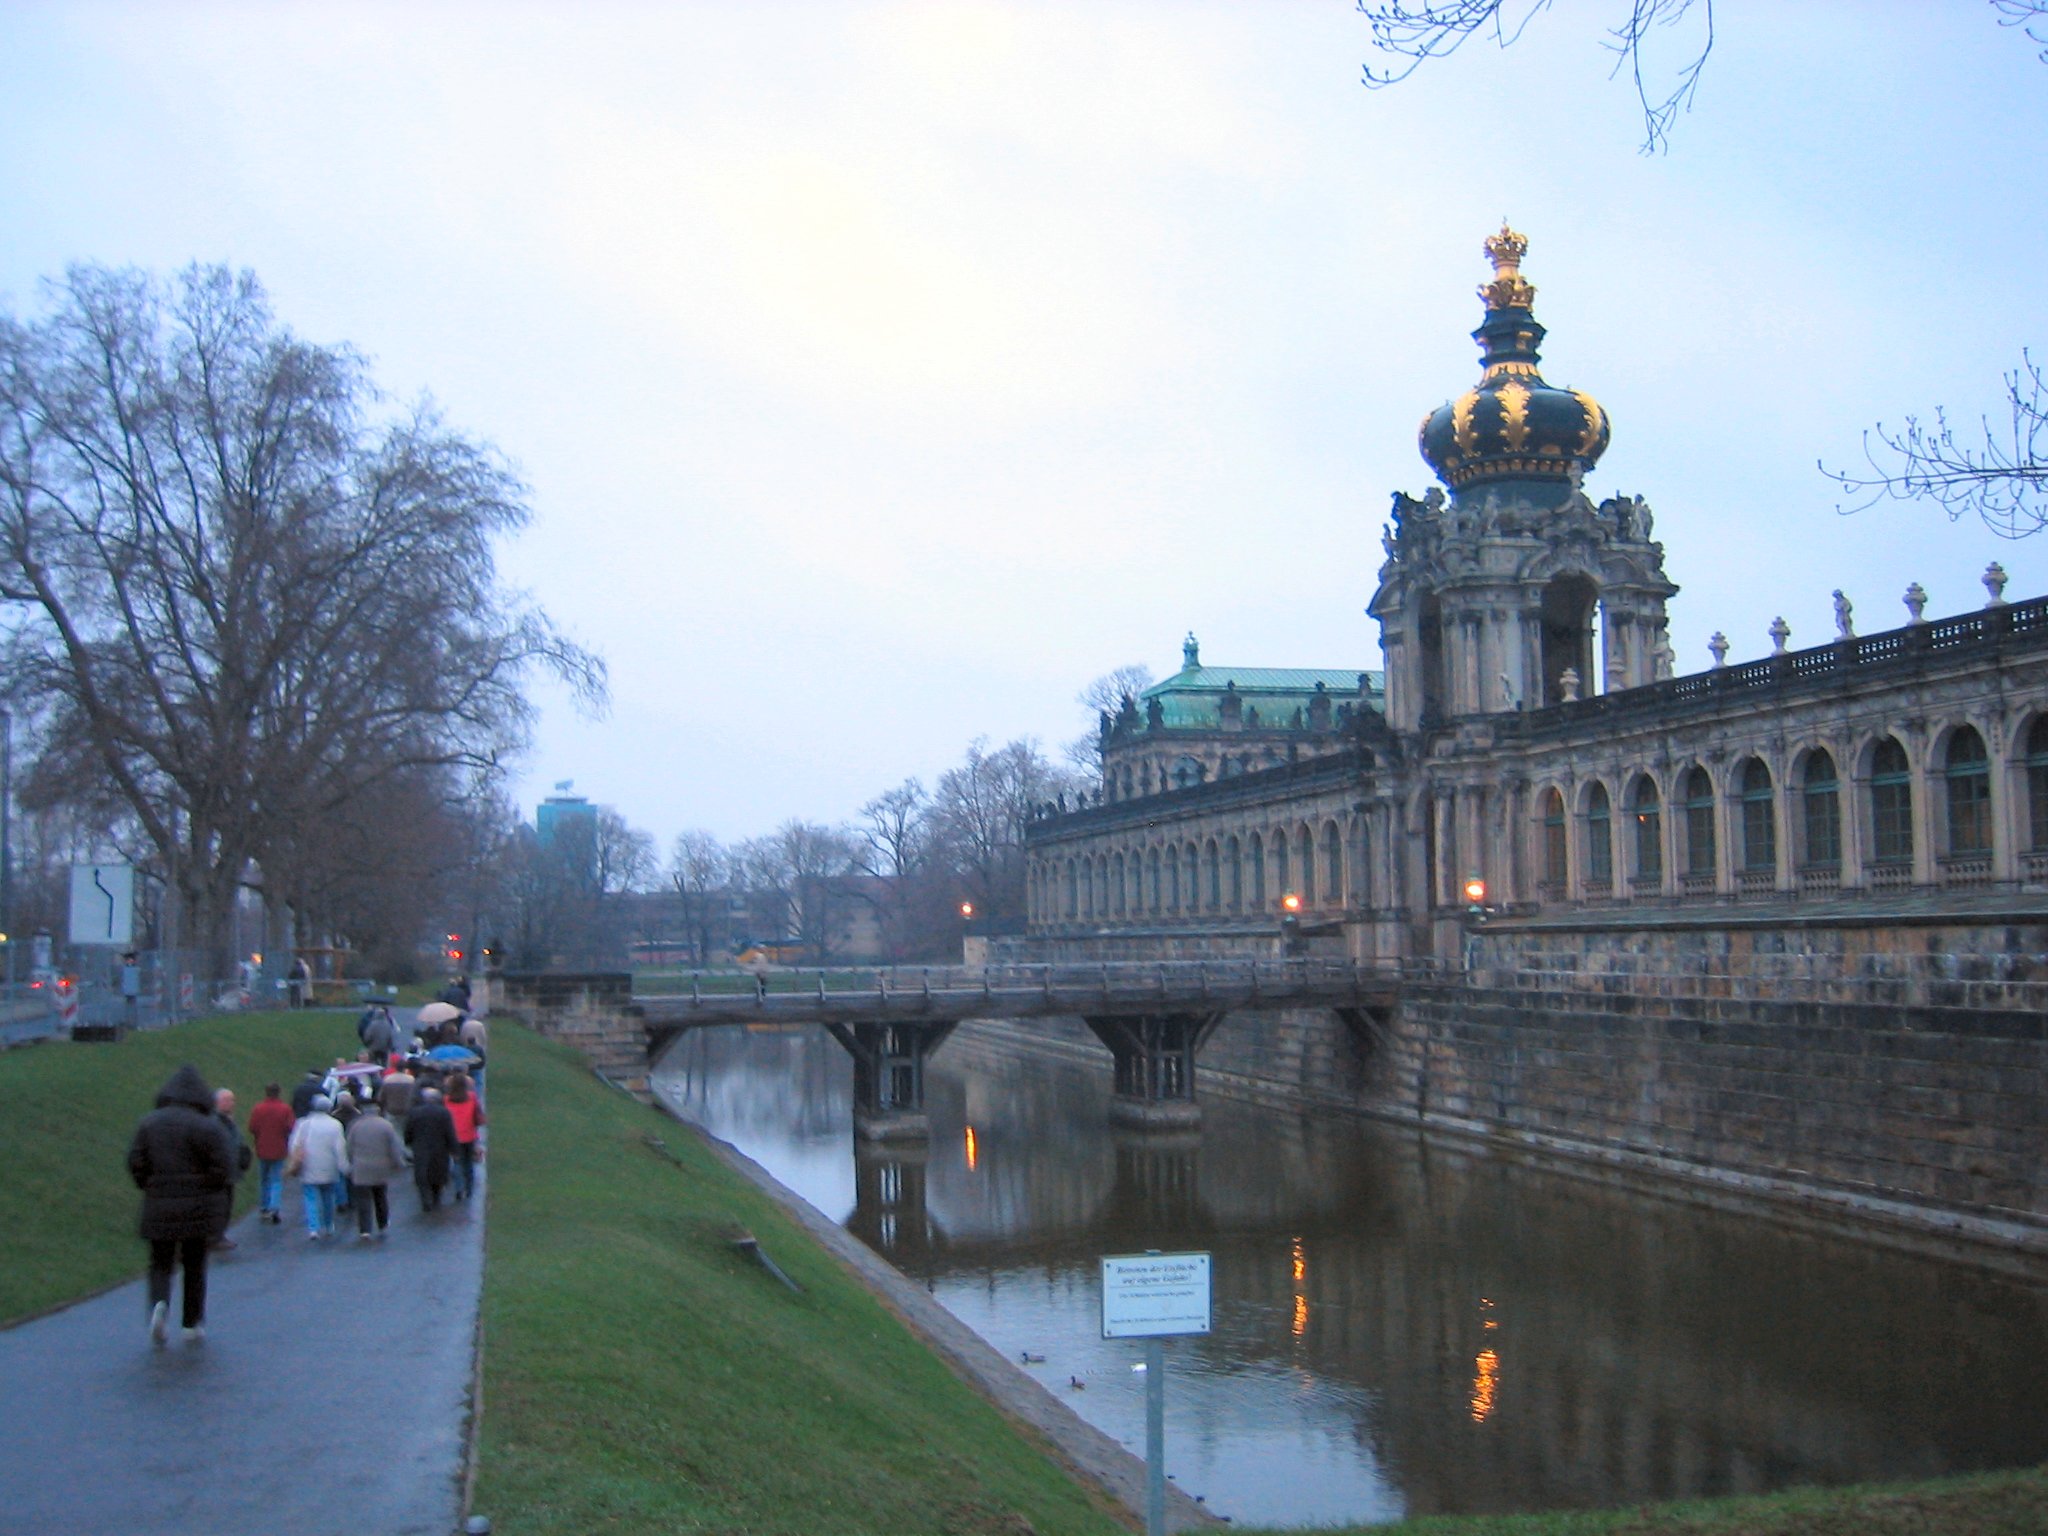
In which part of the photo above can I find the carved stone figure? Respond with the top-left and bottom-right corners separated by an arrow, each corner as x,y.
1833,590 -> 1854,639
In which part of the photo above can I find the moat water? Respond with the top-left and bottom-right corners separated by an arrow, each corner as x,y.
653,1025 -> 2048,1529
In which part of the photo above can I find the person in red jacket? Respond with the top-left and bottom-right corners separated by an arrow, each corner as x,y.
245,1083 -> 296,1225
443,1073 -> 485,1202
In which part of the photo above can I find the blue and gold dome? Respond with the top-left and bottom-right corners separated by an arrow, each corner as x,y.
1418,225 -> 1610,495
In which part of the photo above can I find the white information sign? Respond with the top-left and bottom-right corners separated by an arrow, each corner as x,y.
68,863 -> 135,947
1101,1251 -> 1211,1339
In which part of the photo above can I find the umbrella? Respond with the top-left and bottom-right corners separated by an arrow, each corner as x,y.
417,1001 -> 463,1025
424,1044 -> 480,1066
330,1062 -> 382,1080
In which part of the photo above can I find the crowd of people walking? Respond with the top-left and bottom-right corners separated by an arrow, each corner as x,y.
125,978 -> 487,1346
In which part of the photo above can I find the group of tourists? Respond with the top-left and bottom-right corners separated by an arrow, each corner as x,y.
124,978 -> 488,1347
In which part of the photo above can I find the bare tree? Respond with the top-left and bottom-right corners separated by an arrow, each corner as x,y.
776,819 -> 857,964
731,835 -> 792,949
1825,352 -> 2048,539
1064,663 -> 1155,778
932,737 -> 1077,923
668,829 -> 731,966
0,263 -> 604,976
1358,0 -> 1715,153
853,778 -> 962,960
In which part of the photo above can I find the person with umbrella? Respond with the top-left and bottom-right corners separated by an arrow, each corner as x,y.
416,999 -> 463,1048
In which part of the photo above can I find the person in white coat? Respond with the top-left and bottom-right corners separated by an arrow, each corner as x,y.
286,1095 -> 350,1240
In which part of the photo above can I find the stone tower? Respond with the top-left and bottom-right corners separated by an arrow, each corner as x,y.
1370,226 -> 1676,731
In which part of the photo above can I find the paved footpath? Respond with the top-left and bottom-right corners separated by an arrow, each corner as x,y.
0,1172 -> 485,1536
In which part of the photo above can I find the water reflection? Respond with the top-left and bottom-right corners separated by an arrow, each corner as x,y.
656,1025 -> 2048,1529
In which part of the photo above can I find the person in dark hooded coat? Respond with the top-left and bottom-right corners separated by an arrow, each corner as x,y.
128,1064 -> 232,1345
404,1088 -> 458,1212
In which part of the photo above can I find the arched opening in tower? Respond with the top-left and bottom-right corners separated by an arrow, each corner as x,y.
1540,574 -> 1599,705
1419,595 -> 1446,721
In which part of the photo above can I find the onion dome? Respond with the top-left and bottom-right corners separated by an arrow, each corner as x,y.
1418,225 -> 1610,495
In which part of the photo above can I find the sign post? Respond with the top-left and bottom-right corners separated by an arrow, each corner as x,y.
1102,1250 -> 1211,1536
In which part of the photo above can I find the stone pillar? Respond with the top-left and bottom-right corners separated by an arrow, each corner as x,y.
1908,727 -> 1936,888
823,1020 -> 958,1142
1084,1012 -> 1222,1130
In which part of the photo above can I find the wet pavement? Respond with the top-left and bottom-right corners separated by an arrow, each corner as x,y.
0,1173 -> 484,1536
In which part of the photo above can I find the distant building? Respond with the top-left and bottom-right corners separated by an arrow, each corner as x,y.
536,784 -> 597,848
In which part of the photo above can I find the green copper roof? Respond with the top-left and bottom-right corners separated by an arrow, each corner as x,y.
1144,666 -> 1380,698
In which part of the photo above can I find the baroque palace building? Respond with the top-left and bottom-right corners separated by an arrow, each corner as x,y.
1024,226 -> 2048,964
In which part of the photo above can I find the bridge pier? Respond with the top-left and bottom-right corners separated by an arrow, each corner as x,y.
823,1020 -> 958,1142
1084,1012 -> 1223,1131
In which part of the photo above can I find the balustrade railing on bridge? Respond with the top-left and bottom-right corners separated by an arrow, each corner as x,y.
634,957 -> 1400,1018
632,958 -> 1405,1143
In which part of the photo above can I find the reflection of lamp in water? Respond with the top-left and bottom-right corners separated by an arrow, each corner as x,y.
1290,1236 -> 1308,1338
1470,1297 -> 1500,1422
964,1125 -> 978,1172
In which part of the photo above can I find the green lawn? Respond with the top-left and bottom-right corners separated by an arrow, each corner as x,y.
0,1009 -> 362,1324
471,1022 -> 1127,1535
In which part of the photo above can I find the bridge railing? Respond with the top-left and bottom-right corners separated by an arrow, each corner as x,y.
635,957 -> 1404,1013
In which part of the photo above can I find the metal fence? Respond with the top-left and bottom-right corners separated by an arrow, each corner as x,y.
0,948 -> 263,1047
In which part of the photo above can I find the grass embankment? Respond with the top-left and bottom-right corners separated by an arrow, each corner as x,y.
0,1009 -> 359,1324
471,1022 -> 1126,1536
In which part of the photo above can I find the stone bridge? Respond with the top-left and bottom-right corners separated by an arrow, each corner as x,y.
505,960 -> 1400,1141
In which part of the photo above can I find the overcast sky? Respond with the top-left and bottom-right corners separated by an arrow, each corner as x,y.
3,2 -> 2042,853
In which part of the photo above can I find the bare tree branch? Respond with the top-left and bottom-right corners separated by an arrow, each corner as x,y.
1358,0 -> 1713,153
1824,353 -> 2048,539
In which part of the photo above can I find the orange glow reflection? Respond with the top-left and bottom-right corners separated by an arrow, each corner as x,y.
964,1126 -> 978,1171
1290,1237 -> 1308,1337
1470,1349 -> 1499,1423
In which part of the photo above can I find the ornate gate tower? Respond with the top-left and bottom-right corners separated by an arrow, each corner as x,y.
1371,226 -> 1676,731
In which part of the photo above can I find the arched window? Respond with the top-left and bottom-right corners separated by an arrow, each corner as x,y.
1297,827 -> 1316,905
1322,822 -> 1344,905
2029,717 -> 2048,850
1184,845 -> 1201,912
1586,783 -> 1613,887
1540,788 -> 1568,888
1250,832 -> 1267,907
1206,841 -> 1223,910
1167,847 -> 1182,913
1355,818 -> 1373,907
1629,776 -> 1662,887
1682,766 -> 1716,879
1803,750 -> 1840,868
1112,853 -> 1127,917
1739,758 -> 1776,873
1945,727 -> 1991,856
1065,860 -> 1078,919
1227,836 -> 1243,912
1148,848 -> 1162,912
1870,738 -> 1913,866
